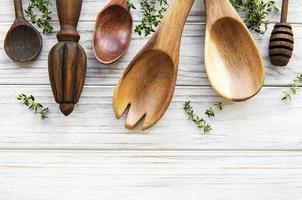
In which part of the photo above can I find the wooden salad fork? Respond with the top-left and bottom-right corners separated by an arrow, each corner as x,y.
113,0 -> 195,130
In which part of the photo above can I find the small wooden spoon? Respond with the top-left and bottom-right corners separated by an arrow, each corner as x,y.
93,0 -> 133,64
204,0 -> 265,101
113,0 -> 195,130
4,0 -> 42,62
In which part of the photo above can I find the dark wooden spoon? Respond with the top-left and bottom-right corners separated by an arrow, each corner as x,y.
4,0 -> 42,62
93,0 -> 132,64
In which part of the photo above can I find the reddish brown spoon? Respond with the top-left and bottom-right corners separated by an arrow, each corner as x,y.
93,0 -> 133,64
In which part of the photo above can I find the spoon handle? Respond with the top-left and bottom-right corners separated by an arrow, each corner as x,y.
56,0 -> 83,42
14,0 -> 24,19
154,0 -> 195,56
281,0 -> 289,23
111,0 -> 127,8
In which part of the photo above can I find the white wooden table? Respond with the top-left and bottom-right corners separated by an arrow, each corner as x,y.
1,0 -> 302,199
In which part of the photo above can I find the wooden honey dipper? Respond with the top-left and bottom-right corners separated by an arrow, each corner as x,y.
269,0 -> 294,66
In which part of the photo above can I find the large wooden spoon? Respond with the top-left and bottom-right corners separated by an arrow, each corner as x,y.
93,0 -> 132,64
113,0 -> 195,130
4,0 -> 42,62
204,0 -> 265,101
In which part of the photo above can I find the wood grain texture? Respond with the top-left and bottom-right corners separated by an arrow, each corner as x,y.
1,0 -> 301,23
0,85 -> 302,150
0,0 -> 302,199
1,150 -> 302,200
0,22 -> 302,86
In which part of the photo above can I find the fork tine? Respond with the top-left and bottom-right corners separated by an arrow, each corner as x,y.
113,96 -> 130,119
126,105 -> 146,129
142,114 -> 156,130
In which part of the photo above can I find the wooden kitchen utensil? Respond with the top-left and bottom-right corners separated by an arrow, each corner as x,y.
113,0 -> 195,130
269,0 -> 294,66
204,0 -> 265,101
48,0 -> 87,116
93,0 -> 133,64
4,0 -> 42,62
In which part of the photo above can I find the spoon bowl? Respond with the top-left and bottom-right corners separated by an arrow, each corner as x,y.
93,1 -> 132,64
204,0 -> 265,101
4,0 -> 42,62
114,50 -> 174,129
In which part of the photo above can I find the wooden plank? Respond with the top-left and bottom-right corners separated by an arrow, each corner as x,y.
0,22 -> 302,86
0,150 -> 301,200
0,85 -> 301,150
1,0 -> 302,23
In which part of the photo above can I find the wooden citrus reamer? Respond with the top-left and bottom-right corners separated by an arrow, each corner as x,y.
48,0 -> 87,116
269,0 -> 294,66
113,0 -> 195,130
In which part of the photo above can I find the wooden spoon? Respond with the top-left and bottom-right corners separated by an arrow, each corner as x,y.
204,0 -> 265,101
4,0 -> 42,62
93,0 -> 133,64
113,0 -> 195,130
269,0 -> 294,66
48,0 -> 86,116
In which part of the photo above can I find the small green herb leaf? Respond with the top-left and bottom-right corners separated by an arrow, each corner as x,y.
282,74 -> 302,101
230,0 -> 278,34
17,94 -> 49,119
25,0 -> 53,34
184,101 -> 212,134
127,0 -> 136,10
205,102 -> 224,118
135,0 -> 169,36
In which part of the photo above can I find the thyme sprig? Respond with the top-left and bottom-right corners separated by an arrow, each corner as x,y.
135,0 -> 169,36
184,101 -> 212,134
230,0 -> 278,34
25,0 -> 53,34
127,0 -> 136,10
282,74 -> 302,101
17,94 -> 49,119
205,102 -> 223,118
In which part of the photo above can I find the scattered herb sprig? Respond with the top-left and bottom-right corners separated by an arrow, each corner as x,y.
205,102 -> 223,118
127,0 -> 136,10
184,101 -> 212,134
282,74 -> 302,101
17,94 -> 49,119
25,0 -> 53,34
134,0 -> 169,36
230,0 -> 278,34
